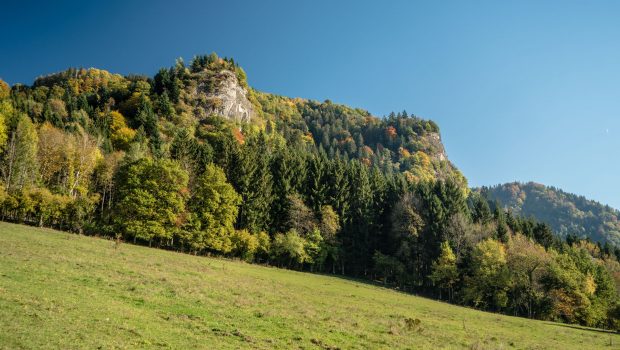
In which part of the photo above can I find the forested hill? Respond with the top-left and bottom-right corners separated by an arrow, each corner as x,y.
480,182 -> 620,246
1,53 -> 620,331
19,54 -> 467,188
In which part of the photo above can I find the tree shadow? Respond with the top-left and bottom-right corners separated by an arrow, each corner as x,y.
310,271 -> 620,336
544,322 -> 618,335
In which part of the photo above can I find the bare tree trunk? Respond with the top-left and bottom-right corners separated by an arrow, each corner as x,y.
100,190 -> 106,212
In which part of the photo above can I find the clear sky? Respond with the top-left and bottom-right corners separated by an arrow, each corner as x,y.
1,0 -> 619,209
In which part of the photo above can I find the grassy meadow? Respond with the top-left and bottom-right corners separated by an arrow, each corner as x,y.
0,221 -> 617,349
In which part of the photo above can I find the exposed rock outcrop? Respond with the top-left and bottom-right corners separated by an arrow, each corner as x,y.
191,69 -> 254,123
425,132 -> 448,161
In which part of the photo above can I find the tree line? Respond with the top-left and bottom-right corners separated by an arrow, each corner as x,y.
0,54 -> 618,330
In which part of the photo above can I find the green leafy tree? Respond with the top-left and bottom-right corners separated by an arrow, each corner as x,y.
318,205 -> 341,273
304,227 -> 324,269
1,114 -> 38,192
464,238 -> 512,310
230,229 -> 259,261
541,253 -> 594,325
27,187 -> 68,227
108,111 -> 136,151
271,229 -> 310,268
319,205 -> 340,242
255,231 -> 271,262
541,246 -> 618,327
506,234 -> 551,318
188,163 -> 241,253
0,79 -> 11,152
114,158 -> 188,246
430,241 -> 459,301
0,57 -> 618,331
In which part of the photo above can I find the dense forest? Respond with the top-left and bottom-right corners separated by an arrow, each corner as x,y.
481,182 -> 620,246
0,53 -> 619,330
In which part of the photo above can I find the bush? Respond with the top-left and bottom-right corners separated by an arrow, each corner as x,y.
231,229 -> 259,261
63,195 -> 98,234
271,230 -> 310,268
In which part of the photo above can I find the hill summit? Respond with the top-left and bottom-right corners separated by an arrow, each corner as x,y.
1,53 -> 619,333
480,182 -> 620,246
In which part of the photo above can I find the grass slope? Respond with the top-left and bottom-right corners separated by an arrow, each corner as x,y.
0,222 -> 617,349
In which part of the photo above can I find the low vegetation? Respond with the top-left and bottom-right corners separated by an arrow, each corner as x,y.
1,222 -> 618,349
1,53 -> 619,332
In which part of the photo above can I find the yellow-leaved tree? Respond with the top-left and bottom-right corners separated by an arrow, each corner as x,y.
37,123 -> 101,197
0,79 -> 11,153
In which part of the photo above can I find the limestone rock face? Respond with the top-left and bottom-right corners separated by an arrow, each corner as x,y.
423,132 -> 448,162
194,69 -> 254,123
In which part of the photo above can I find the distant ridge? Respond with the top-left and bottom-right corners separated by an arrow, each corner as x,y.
479,181 -> 620,246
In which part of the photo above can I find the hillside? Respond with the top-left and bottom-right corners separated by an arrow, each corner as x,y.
1,222 -> 617,349
21,57 -> 465,186
1,53 -> 620,332
480,182 -> 620,246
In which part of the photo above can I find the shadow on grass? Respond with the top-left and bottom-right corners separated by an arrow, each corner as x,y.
308,271 -> 620,336
7,220 -> 618,338
309,271 -> 437,299
544,322 -> 618,335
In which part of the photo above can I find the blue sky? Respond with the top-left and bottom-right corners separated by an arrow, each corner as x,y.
1,0 -> 619,209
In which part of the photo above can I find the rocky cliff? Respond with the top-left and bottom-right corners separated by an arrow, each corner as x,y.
190,69 -> 254,123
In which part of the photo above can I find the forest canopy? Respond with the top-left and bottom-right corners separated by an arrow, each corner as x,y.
0,53 -> 619,330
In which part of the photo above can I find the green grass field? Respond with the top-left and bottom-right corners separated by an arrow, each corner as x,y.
0,222 -> 617,349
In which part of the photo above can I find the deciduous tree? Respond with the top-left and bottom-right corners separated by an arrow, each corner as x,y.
114,158 -> 188,246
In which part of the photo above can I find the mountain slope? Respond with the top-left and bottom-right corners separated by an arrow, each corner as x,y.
24,55 -> 466,188
1,222 -> 616,349
2,54 -> 619,333
481,182 -> 620,246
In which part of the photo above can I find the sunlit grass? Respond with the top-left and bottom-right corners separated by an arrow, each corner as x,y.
0,221 -> 617,349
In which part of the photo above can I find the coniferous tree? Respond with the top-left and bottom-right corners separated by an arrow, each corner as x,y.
342,160 -> 373,276
0,57 -> 618,330
494,202 -> 509,243
306,151 -> 328,212
471,194 -> 492,224
231,133 -> 274,233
